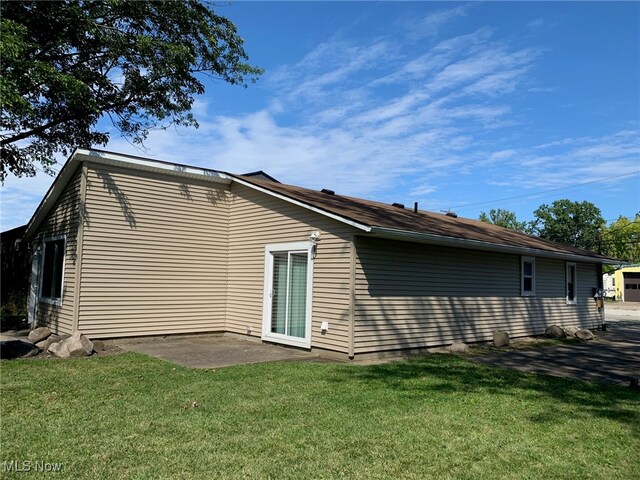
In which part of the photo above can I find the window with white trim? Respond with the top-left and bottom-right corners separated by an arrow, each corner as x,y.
40,237 -> 66,303
566,262 -> 577,304
521,256 -> 535,296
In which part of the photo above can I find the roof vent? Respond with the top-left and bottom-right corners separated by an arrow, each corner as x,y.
392,202 -> 405,209
445,211 -> 458,218
321,188 -> 335,195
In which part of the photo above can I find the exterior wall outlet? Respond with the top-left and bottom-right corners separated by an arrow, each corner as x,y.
247,325 -> 252,334
320,321 -> 329,333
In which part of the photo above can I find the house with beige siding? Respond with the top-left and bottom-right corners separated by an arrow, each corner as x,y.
25,148 -> 616,359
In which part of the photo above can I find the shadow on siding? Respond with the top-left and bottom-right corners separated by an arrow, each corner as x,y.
95,170 -> 136,228
173,165 -> 227,208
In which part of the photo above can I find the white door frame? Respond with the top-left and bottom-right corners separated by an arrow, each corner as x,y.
262,241 -> 314,349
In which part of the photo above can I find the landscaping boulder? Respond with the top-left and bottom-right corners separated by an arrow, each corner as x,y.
36,335 -> 59,352
49,332 -> 93,358
28,326 -> 51,343
449,341 -> 470,354
493,331 -> 510,347
545,325 -> 565,339
48,340 -> 69,358
563,326 -> 579,338
67,332 -> 94,357
575,329 -> 595,341
0,335 -> 39,359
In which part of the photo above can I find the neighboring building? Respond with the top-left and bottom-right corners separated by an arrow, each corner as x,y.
613,264 -> 640,302
603,273 -> 616,299
24,149 -> 617,359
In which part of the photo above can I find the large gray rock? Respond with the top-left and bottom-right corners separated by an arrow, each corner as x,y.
49,332 -> 93,358
0,335 -> 39,359
36,335 -> 58,352
563,326 -> 579,338
575,329 -> 595,341
67,332 -> 94,357
545,325 -> 566,339
493,331 -> 510,347
449,341 -> 470,354
28,326 -> 51,343
48,340 -> 69,358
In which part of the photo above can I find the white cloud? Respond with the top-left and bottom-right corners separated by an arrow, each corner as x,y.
405,5 -> 471,40
427,47 -> 540,94
97,14 -> 553,208
484,130 -> 640,190
527,18 -> 546,31
1,172 -> 56,230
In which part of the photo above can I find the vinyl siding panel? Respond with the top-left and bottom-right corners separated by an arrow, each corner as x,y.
227,184 -> 356,353
33,169 -> 82,335
78,165 -> 229,338
354,237 -> 601,354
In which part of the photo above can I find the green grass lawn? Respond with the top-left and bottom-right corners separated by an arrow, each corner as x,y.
1,353 -> 638,479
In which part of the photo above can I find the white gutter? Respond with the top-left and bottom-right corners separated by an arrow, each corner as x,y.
369,226 -> 618,264
75,148 -> 230,181
230,176 -> 371,233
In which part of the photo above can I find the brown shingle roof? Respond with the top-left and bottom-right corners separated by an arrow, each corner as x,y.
235,175 -> 614,262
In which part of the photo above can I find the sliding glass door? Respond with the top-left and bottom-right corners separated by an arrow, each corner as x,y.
263,243 -> 312,348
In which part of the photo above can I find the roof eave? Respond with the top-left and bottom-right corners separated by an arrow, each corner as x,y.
368,226 -> 619,264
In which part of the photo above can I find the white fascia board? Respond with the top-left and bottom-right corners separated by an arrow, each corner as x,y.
230,176 -> 371,232
75,148 -> 230,183
369,226 -> 617,264
25,152 -> 81,240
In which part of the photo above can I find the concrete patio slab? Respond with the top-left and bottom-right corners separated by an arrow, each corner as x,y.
472,322 -> 640,386
117,335 -> 318,368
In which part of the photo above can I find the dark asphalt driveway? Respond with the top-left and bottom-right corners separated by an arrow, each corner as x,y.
473,322 -> 640,386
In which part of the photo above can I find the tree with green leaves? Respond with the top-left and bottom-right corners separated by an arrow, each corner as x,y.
601,214 -> 640,263
478,208 -> 528,232
529,199 -> 606,251
0,0 -> 262,181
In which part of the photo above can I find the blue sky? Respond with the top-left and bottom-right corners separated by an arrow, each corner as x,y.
2,1 -> 639,231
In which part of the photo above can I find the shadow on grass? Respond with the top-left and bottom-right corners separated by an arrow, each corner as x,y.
330,354 -> 639,434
